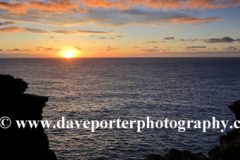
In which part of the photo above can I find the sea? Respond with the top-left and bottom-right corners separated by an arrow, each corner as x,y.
0,58 -> 240,160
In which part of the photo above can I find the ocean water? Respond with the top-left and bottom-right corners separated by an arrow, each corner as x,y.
0,58 -> 240,159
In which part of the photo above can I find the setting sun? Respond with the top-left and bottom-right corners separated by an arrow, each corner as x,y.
61,49 -> 76,58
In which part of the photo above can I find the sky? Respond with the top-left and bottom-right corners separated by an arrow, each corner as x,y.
0,0 -> 240,58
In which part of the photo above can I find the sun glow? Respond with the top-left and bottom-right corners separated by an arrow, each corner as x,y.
61,49 -> 76,58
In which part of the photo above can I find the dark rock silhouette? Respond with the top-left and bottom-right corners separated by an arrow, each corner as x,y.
145,149 -> 209,160
163,149 -> 209,160
228,100 -> 240,121
208,100 -> 240,160
0,74 -> 57,160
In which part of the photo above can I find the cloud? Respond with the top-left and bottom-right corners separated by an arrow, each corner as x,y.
183,0 -> 240,10
82,0 -> 240,10
224,46 -> 240,51
45,48 -> 53,50
0,0 -> 237,29
54,49 -> 62,51
0,26 -> 24,33
116,35 -> 125,38
171,17 -> 223,23
74,47 -> 81,50
99,46 -> 119,51
89,9 -> 190,27
142,49 -> 163,52
1,0 -> 240,16
164,37 -> 175,40
7,49 -> 21,52
0,21 -> 15,26
146,41 -> 158,43
0,5 -> 224,27
24,28 -> 49,33
186,46 -> 206,48
93,36 -> 117,39
81,0 -> 118,9
25,0 -> 87,14
0,0 -> 87,14
180,37 -> 240,43
80,0 -> 240,10
0,26 -> 50,34
51,30 -> 111,35
25,0 -> 78,14
0,1 -> 28,14
206,37 -> 236,43
180,38 -> 200,42
7,48 -> 31,51
0,25 -> 111,35
0,49 -> 3,51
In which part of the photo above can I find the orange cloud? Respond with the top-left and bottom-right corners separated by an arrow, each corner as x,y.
124,0 -> 145,6
171,17 -> 223,23
81,0 -> 125,9
74,46 -> 81,50
81,0 -> 240,10
0,1 -> 28,14
184,0 -> 240,10
1,0 -> 240,16
145,0 -> 180,9
0,0 -> 87,15
0,27 -> 24,33
0,21 -> 15,26
25,0 -> 87,14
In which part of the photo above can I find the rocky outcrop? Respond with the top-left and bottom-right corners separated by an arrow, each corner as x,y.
0,74 -> 57,160
228,100 -> 240,121
163,149 -> 209,160
208,100 -> 240,160
145,149 -> 209,160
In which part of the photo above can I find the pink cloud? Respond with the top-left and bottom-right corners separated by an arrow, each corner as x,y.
172,17 -> 223,23
164,37 -> 175,40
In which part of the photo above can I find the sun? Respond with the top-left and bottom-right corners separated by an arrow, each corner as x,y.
61,49 -> 76,58
65,52 -> 73,58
